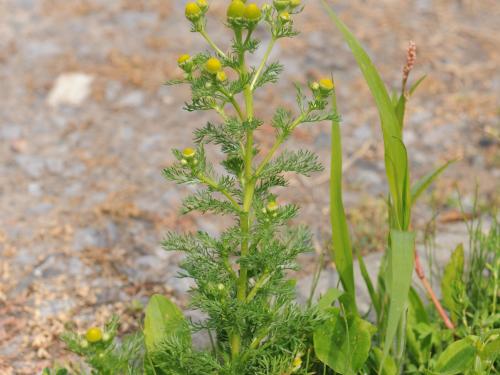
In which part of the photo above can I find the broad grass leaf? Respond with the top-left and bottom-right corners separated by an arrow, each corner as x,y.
144,294 -> 190,353
329,91 -> 357,314
383,230 -> 416,360
320,0 -> 410,229
314,308 -> 375,375
441,244 -> 464,323
434,338 -> 476,374
411,160 -> 454,206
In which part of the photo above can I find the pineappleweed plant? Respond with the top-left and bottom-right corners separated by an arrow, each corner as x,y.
157,0 -> 337,373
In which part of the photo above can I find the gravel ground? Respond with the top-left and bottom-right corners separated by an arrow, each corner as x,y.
0,0 -> 499,372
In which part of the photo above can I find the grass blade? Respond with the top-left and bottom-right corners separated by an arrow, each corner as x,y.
319,0 -> 410,230
329,89 -> 357,314
411,160 -> 455,205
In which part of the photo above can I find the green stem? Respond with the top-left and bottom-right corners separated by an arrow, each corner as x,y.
250,37 -> 276,90
199,29 -> 227,58
197,173 -> 241,212
254,109 -> 311,177
231,28 -> 256,360
246,272 -> 270,303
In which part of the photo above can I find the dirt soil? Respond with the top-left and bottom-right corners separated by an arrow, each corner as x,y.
0,0 -> 498,373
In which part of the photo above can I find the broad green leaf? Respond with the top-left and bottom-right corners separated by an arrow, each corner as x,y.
441,244 -> 464,323
320,0 -> 410,229
434,338 -> 476,374
314,308 -> 375,375
318,288 -> 344,311
480,331 -> 500,361
144,294 -> 190,353
372,347 -> 397,375
411,160 -> 454,206
383,230 -> 416,360
329,90 -> 357,314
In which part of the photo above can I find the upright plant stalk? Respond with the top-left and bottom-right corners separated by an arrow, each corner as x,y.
414,252 -> 455,329
233,29 -> 258,357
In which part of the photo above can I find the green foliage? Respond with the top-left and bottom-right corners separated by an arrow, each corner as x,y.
314,308 -> 375,374
441,244 -> 465,324
433,338 -> 476,374
144,295 -> 190,353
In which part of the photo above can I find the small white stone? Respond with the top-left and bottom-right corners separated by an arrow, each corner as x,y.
47,72 -> 94,107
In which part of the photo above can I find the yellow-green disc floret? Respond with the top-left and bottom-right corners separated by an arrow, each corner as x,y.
196,0 -> 208,10
182,147 -> 196,159
85,327 -> 103,343
266,201 -> 279,212
244,4 -> 262,21
289,0 -> 301,8
177,54 -> 191,65
205,57 -> 222,74
216,71 -> 227,82
227,0 -> 246,19
273,0 -> 289,11
319,78 -> 334,92
185,2 -> 202,21
279,11 -> 291,22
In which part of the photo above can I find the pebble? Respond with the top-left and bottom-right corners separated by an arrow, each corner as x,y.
47,73 -> 94,107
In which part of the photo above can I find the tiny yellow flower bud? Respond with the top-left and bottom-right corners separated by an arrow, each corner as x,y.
177,54 -> 191,65
216,71 -> 227,82
196,0 -> 208,11
279,11 -> 291,22
102,332 -> 111,342
319,78 -> 334,93
262,3 -> 271,12
310,81 -> 320,91
80,339 -> 89,348
217,283 -> 225,291
244,3 -> 261,21
227,0 -> 246,19
292,355 -> 302,371
85,327 -> 103,343
182,147 -> 196,159
266,201 -> 279,212
289,0 -> 301,8
205,57 -> 222,74
274,0 -> 290,11
185,2 -> 202,21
